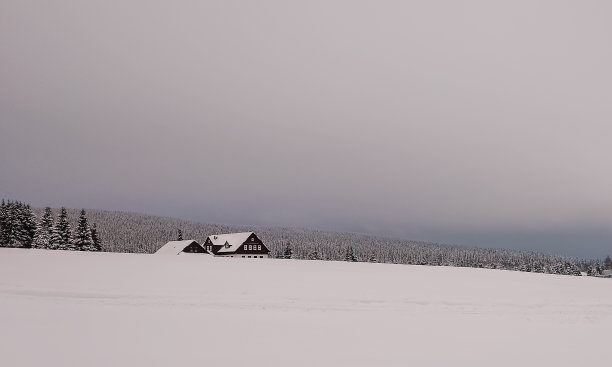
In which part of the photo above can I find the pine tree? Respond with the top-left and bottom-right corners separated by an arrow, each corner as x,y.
33,220 -> 48,249
368,253 -> 377,263
532,261 -> 544,273
21,205 -> 37,248
49,224 -> 61,250
1,201 -> 35,248
0,199 -> 7,246
32,207 -> 54,249
2,201 -> 19,246
32,222 -> 50,249
307,250 -> 321,260
604,256 -> 612,270
13,202 -> 29,247
56,207 -> 73,250
587,264 -> 603,276
344,246 -> 357,262
41,207 -> 54,230
177,228 -> 183,241
74,209 -> 93,251
283,243 -> 293,259
91,223 -> 102,252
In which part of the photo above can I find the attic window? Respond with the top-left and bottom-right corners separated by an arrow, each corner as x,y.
251,237 -> 255,241
224,241 -> 230,248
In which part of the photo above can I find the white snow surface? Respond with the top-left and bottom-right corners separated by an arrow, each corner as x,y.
209,231 -> 252,253
155,240 -> 202,255
0,248 -> 610,367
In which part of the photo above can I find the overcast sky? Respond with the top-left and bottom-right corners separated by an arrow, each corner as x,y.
1,1 -> 611,258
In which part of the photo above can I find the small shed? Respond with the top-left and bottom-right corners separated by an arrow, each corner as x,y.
155,240 -> 208,255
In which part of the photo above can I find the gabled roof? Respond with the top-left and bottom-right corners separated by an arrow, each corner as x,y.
208,232 -> 253,253
155,240 -> 203,255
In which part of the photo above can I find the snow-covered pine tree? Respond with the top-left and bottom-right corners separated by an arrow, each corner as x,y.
605,256 -> 612,270
12,202 -> 28,247
0,199 -> 6,246
283,243 -> 293,259
586,264 -> 603,276
10,201 -> 21,247
532,261 -> 544,273
344,246 -> 357,262
177,228 -> 183,241
56,207 -> 73,250
566,262 -> 582,276
1,201 -> 18,246
32,207 -> 54,249
368,253 -> 377,263
49,224 -> 61,250
90,223 -> 102,251
21,205 -> 37,248
41,207 -> 54,231
32,221 -> 50,249
4,201 -> 35,248
307,250 -> 321,260
74,209 -> 93,251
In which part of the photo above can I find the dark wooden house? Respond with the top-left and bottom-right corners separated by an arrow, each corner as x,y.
203,232 -> 270,258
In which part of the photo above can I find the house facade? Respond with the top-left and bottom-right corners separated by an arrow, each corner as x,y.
203,232 -> 270,258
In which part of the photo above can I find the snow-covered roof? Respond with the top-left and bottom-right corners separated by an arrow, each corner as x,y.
155,240 -> 202,255
208,232 -> 253,253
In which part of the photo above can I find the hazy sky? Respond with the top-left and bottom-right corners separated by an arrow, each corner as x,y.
2,1 -> 611,258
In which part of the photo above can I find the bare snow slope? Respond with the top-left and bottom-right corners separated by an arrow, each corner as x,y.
1,249 -> 610,367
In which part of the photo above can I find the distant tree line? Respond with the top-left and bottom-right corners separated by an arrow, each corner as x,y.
273,241 -> 609,276
1,200 -> 609,277
0,200 -> 101,251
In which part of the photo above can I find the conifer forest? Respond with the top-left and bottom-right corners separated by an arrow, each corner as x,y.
1,199 -> 609,277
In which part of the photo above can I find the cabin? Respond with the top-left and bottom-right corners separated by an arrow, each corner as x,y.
155,240 -> 208,255
203,232 -> 270,258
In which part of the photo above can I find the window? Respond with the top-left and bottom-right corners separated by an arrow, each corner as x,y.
258,245 -> 261,250
248,245 -> 252,250
248,256 -> 251,258
242,256 -> 245,258
260,256 -> 263,258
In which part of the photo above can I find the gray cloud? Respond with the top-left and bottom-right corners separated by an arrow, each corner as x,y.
2,1 -> 611,258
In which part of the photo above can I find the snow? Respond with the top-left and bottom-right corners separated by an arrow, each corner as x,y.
155,240 -> 202,255
208,232 -> 252,253
0,248 -> 610,366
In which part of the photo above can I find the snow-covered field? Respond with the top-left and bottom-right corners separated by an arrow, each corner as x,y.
1,249 -> 610,366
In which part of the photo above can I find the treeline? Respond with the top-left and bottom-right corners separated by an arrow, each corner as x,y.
1,200 -> 609,277
274,241 -> 609,277
0,200 -> 101,251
